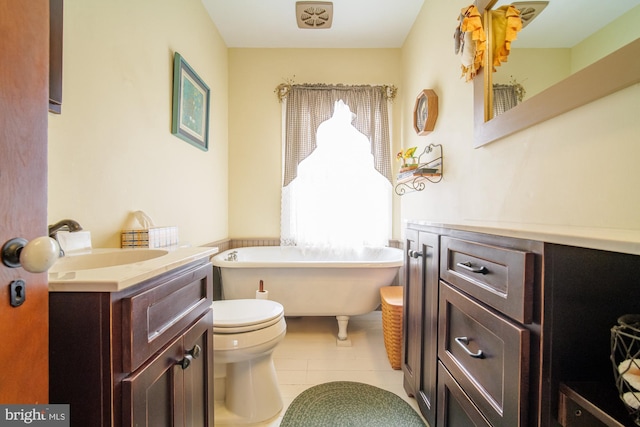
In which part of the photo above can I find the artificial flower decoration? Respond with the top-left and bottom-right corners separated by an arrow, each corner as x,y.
404,146 -> 417,159
397,147 -> 417,161
397,147 -> 418,169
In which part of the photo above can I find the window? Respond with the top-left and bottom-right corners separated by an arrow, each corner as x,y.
280,85 -> 395,251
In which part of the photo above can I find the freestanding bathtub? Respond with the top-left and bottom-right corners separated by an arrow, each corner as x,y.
211,246 -> 403,341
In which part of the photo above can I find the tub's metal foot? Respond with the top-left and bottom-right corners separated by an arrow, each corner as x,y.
336,315 -> 350,341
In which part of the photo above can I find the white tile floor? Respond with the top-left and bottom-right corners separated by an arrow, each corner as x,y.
243,311 -> 425,427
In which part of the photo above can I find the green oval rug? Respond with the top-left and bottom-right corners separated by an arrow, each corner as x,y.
280,381 -> 426,426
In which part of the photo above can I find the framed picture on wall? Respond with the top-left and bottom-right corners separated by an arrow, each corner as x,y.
171,52 -> 210,151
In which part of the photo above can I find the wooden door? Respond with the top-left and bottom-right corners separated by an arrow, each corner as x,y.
0,0 -> 50,403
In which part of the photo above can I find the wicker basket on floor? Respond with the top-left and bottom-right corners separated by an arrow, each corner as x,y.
380,286 -> 404,370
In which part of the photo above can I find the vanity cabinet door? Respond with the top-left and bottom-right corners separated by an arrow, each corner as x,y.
182,310 -> 214,427
417,231 -> 439,427
123,311 -> 213,427
403,227 -> 439,427
402,228 -> 422,397
123,334 -> 184,427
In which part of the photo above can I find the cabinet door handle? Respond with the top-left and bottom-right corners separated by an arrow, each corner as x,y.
177,344 -> 202,370
408,249 -> 423,258
454,336 -> 484,359
177,354 -> 193,370
187,344 -> 202,359
456,261 -> 488,274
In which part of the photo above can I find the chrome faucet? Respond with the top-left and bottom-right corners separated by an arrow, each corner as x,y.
48,219 -> 83,256
226,251 -> 238,261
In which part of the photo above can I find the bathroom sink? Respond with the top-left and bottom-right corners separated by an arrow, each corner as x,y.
50,249 -> 169,272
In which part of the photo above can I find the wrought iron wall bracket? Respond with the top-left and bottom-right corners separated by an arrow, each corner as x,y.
394,143 -> 443,195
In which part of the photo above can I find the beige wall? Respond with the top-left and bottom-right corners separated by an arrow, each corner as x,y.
494,49 -> 571,100
572,4 -> 640,72
400,0 -> 640,232
227,48 -> 403,238
48,0 -> 229,248
48,1 -> 639,248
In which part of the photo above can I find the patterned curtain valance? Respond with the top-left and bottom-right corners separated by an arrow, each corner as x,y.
279,84 -> 396,187
275,83 -> 397,103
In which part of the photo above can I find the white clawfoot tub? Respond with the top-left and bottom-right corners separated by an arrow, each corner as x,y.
211,246 -> 403,341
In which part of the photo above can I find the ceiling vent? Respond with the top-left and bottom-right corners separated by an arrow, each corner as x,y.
511,1 -> 549,28
296,2 -> 333,29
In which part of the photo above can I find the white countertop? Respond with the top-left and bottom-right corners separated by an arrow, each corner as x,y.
404,220 -> 640,256
48,246 -> 219,292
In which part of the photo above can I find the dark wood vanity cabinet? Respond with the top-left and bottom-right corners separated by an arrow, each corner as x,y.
404,223 -> 541,426
404,222 -> 640,426
49,260 -> 214,427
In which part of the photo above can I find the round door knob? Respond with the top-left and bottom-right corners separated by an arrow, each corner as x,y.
1,236 -> 61,273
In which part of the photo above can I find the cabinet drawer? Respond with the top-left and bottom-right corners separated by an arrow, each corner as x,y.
438,281 -> 529,427
123,262 -> 213,372
437,361 -> 491,427
440,236 -> 534,323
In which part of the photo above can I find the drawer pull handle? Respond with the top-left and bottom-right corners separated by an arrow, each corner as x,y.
454,336 -> 484,359
456,261 -> 488,274
177,344 -> 202,370
408,249 -> 423,258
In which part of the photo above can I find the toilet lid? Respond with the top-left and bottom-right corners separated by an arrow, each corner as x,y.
213,299 -> 284,333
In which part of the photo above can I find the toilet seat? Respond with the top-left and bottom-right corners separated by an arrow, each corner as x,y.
213,299 -> 284,334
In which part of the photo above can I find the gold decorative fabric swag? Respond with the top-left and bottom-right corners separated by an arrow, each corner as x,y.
490,5 -> 523,70
455,4 -> 523,81
456,5 -> 486,82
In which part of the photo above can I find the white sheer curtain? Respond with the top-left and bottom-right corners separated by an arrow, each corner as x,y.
281,98 -> 392,252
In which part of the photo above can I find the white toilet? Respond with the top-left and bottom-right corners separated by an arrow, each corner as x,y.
212,299 -> 287,425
